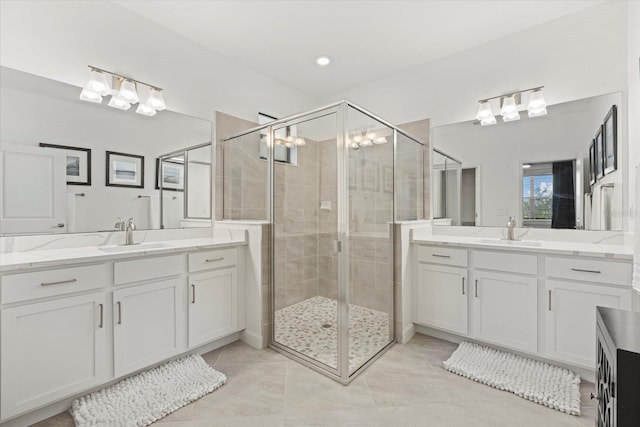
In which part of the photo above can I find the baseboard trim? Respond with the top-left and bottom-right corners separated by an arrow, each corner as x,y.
401,322 -> 416,344
0,333 -> 240,427
240,329 -> 263,349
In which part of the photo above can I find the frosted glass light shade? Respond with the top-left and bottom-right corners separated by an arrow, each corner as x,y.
118,80 -> 139,104
502,111 -> 520,122
295,137 -> 306,146
147,89 -> 166,111
108,95 -> 131,110
374,136 -> 388,144
527,89 -> 546,112
480,116 -> 497,126
87,70 -> 111,96
528,108 -> 547,118
79,88 -> 103,103
359,138 -> 373,147
500,95 -> 518,116
476,101 -> 494,121
136,103 -> 157,116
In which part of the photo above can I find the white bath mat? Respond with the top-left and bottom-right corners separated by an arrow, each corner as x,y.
69,354 -> 226,426
443,341 -> 581,415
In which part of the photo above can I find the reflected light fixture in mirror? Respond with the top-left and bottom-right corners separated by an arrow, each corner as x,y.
79,65 -> 167,117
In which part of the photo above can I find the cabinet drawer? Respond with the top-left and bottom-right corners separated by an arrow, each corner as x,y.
474,250 -> 537,275
114,254 -> 185,285
1,264 -> 107,304
189,248 -> 237,273
416,246 -> 467,267
545,257 -> 631,286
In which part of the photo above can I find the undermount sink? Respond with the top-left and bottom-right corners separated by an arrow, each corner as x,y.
98,243 -> 171,253
477,238 -> 542,247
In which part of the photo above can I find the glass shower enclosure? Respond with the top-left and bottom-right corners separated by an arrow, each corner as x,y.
222,101 -> 425,383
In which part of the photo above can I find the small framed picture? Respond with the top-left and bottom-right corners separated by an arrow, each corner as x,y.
588,141 -> 596,186
594,125 -> 604,180
39,143 -> 91,185
603,105 -> 617,175
106,151 -> 144,188
155,157 -> 184,191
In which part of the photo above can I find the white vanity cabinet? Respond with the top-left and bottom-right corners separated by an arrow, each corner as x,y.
0,267 -> 108,421
414,246 -> 468,335
470,251 -> 538,353
113,278 -> 184,377
188,248 -> 239,348
544,256 -> 632,368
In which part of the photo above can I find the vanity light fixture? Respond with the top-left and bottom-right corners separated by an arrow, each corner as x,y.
476,86 -> 546,125
79,65 -> 166,117
348,130 -> 388,149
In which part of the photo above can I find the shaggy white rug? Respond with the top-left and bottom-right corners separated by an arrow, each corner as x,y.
443,341 -> 581,415
69,354 -> 226,426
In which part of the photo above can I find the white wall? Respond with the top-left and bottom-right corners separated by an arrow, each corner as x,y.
433,92 -> 623,229
0,0 -> 316,123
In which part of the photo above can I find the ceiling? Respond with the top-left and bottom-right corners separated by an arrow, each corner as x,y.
115,0 -> 606,98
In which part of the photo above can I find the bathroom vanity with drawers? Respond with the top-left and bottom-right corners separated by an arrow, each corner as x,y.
411,230 -> 633,379
0,235 -> 247,424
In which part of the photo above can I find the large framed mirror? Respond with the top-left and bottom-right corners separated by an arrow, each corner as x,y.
431,92 -> 623,231
0,66 -> 212,236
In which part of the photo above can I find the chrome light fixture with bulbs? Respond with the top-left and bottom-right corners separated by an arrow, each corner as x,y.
79,65 -> 167,117
475,86 -> 546,126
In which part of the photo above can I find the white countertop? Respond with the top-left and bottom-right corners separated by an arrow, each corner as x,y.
412,234 -> 633,260
0,237 -> 247,273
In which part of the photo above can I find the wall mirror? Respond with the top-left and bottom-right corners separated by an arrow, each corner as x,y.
0,66 -> 212,236
432,92 -> 623,230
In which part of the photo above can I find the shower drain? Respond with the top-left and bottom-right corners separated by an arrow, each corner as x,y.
321,322 -> 332,329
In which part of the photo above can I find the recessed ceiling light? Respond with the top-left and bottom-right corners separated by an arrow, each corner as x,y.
316,56 -> 331,67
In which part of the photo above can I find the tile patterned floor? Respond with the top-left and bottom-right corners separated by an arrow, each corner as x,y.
274,296 -> 390,372
35,334 -> 596,427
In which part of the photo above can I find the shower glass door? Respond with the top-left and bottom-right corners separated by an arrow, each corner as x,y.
345,105 -> 395,376
271,110 -> 341,373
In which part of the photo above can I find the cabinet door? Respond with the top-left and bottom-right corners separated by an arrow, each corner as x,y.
188,267 -> 238,348
545,280 -> 631,368
113,279 -> 183,377
1,292 -> 107,421
471,271 -> 537,353
415,263 -> 468,334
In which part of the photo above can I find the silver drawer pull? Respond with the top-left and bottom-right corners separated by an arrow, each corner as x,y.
432,254 -> 451,258
205,257 -> 224,263
41,278 -> 77,286
117,301 -> 122,325
98,303 -> 104,328
191,284 -> 196,304
571,268 -> 602,274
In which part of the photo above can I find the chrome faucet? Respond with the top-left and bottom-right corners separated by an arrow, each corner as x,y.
114,217 -> 125,231
506,216 -> 516,241
125,218 -> 136,245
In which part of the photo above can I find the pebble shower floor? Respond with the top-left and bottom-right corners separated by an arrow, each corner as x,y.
274,296 -> 390,372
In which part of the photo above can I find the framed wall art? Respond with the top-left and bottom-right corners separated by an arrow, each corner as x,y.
603,105 -> 617,175
39,143 -> 91,185
155,157 -> 185,191
106,151 -> 144,188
